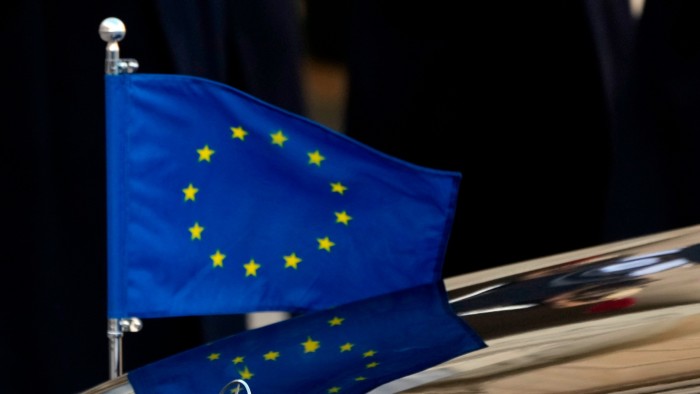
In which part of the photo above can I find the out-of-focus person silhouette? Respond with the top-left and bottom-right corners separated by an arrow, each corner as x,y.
3,1 -> 304,392
604,0 -> 700,241
340,1 -> 621,278
333,0 -> 700,279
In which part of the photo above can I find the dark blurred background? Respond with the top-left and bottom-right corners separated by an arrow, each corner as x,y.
5,0 -> 700,392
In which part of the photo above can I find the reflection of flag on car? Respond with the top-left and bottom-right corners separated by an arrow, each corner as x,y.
126,281 -> 486,394
106,73 -> 462,319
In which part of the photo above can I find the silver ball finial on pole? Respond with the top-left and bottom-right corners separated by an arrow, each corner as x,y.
99,17 -> 138,75
99,17 -> 126,43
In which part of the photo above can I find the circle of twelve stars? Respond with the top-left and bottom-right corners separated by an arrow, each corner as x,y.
186,125 -> 380,392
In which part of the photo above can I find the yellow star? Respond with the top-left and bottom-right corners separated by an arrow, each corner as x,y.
263,351 -> 280,361
189,222 -> 204,240
328,316 -> 344,326
328,388 -> 341,393
308,150 -> 325,166
244,259 -> 260,277
366,361 -> 379,368
231,126 -> 248,140
211,250 -> 226,268
363,350 -> 377,358
317,237 -> 335,252
330,182 -> 347,195
232,356 -> 245,364
238,366 -> 254,380
207,353 -> 220,361
335,211 -> 352,225
270,130 -> 288,147
284,253 -> 302,269
197,145 -> 215,162
182,183 -> 198,201
301,337 -> 320,353
340,342 -> 354,352
354,376 -> 366,381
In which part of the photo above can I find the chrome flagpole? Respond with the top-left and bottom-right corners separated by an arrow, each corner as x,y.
99,17 -> 141,380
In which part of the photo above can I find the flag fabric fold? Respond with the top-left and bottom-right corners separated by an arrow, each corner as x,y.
106,73 -> 461,319
126,281 -> 486,394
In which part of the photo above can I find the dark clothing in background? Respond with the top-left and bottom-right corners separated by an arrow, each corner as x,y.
3,1 -> 303,392
604,0 -> 700,240
343,1 -> 615,278
341,0 -> 700,280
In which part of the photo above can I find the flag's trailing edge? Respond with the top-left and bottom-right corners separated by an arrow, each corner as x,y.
106,73 -> 461,319
127,281 -> 486,394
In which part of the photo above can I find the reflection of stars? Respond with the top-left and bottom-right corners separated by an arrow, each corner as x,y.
328,316 -> 344,326
263,351 -> 280,361
230,383 -> 241,394
302,337 -> 320,353
207,353 -> 220,361
238,366 -> 254,379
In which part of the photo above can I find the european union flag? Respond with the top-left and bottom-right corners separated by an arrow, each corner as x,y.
106,74 -> 461,319
126,281 -> 486,393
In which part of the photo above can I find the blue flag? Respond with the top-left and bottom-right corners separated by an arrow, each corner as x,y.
106,74 -> 461,319
126,281 -> 486,393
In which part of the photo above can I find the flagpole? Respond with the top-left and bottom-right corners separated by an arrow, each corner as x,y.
99,17 -> 141,380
